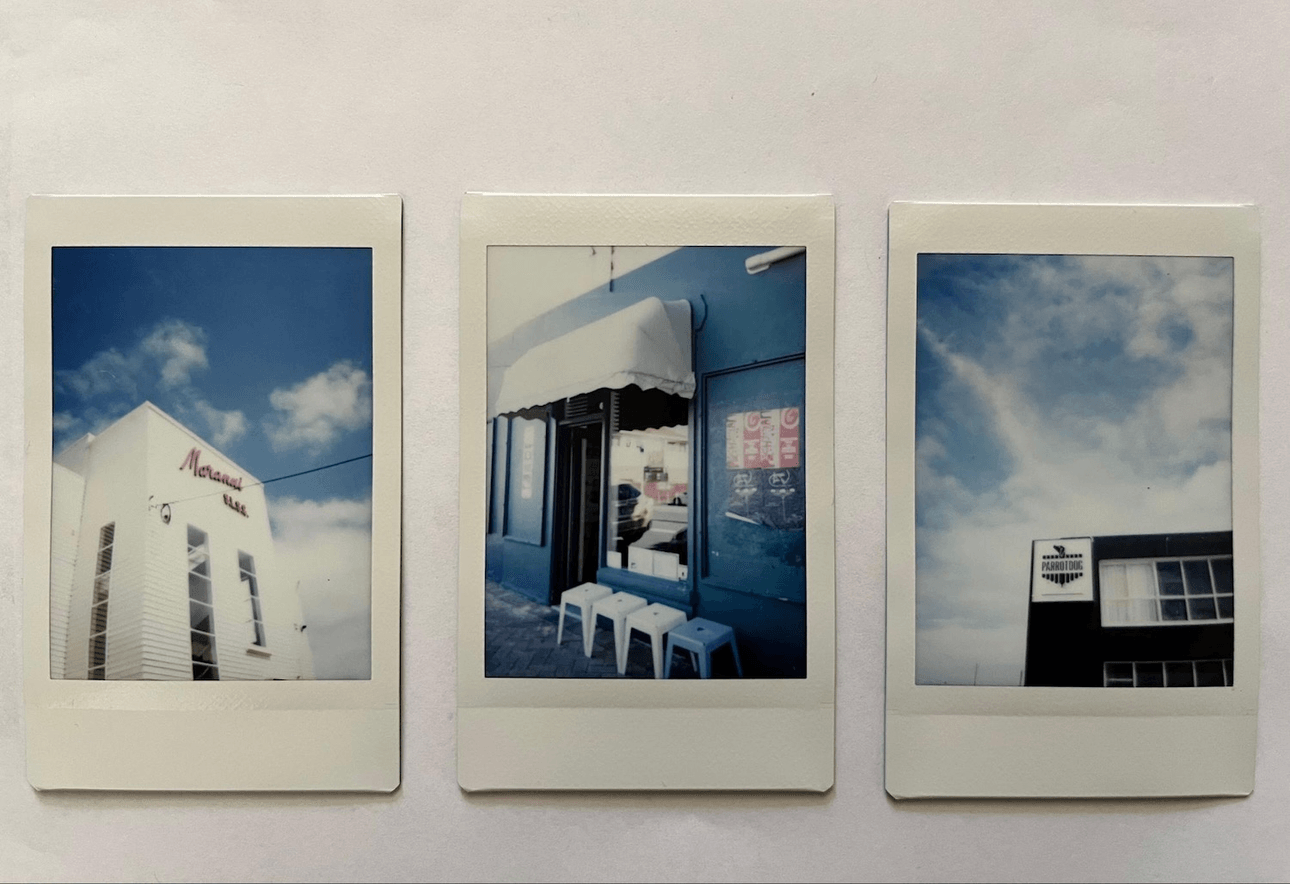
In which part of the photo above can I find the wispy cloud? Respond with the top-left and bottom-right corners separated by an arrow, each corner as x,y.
56,318 -> 209,400
268,495 -> 372,679
264,361 -> 372,454
916,255 -> 1233,684
192,400 -> 248,449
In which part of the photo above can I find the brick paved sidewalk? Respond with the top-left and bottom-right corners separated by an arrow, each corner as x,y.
484,580 -> 699,678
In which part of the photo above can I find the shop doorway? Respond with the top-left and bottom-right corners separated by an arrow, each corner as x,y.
553,420 -> 604,603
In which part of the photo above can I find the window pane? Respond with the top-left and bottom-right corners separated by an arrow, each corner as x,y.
1100,565 -> 1127,599
1102,599 -> 1130,625
191,631 -> 217,664
254,621 -> 265,646
1156,561 -> 1184,595
1104,662 -> 1133,684
99,523 -> 115,547
1125,563 -> 1156,598
88,633 -> 107,667
88,667 -> 105,680
90,601 -> 109,635
606,390 -> 690,572
1211,557 -> 1234,595
189,600 -> 214,633
1183,560 -> 1213,595
238,551 -> 254,573
1165,662 -> 1195,687
192,663 -> 219,681
1217,595 -> 1234,619
187,524 -> 207,548
92,574 -> 111,605
1135,662 -> 1164,687
188,572 -> 211,604
189,554 -> 210,577
1195,660 -> 1225,687
1224,659 -> 1234,686
1187,596 -> 1217,620
1130,598 -> 1159,623
250,597 -> 263,623
95,545 -> 114,575
1161,599 -> 1188,621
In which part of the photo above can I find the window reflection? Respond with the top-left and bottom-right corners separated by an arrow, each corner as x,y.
604,388 -> 689,580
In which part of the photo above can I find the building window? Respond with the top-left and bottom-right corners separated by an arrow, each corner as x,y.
1104,659 -> 1233,687
87,523 -> 114,679
1099,556 -> 1233,626
604,387 -> 690,579
239,551 -> 266,647
187,525 -> 219,680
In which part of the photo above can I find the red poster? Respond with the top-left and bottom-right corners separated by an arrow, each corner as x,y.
778,407 -> 800,468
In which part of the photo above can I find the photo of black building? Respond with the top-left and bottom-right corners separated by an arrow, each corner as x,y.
1024,532 -> 1233,687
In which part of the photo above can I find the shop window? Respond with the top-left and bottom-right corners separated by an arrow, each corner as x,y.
87,523 -> 114,679
239,551 -> 266,647
187,525 -> 219,680
604,387 -> 690,579
1099,556 -> 1233,626
1103,659 -> 1233,687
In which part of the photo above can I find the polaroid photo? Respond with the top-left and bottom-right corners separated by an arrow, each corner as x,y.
459,194 -> 835,790
24,195 -> 402,790
886,203 -> 1260,798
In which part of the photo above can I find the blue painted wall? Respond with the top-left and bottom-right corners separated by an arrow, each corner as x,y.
486,246 -> 808,675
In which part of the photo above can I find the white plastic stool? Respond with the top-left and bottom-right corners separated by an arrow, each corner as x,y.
557,583 -> 613,654
623,604 -> 688,677
588,592 -> 647,662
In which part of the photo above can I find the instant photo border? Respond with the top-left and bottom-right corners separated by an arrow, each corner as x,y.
458,194 -> 836,791
24,196 -> 403,791
885,203 -> 1260,799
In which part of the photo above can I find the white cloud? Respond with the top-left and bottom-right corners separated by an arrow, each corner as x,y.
193,400 -> 248,449
56,348 -> 138,399
56,318 -> 210,399
265,361 -> 372,454
140,319 -> 208,387
268,495 -> 372,679
916,256 -> 1233,685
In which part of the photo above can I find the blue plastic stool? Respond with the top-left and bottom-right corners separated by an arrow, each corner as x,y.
663,618 -> 743,678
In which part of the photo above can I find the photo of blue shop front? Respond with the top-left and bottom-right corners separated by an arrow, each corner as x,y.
484,246 -> 807,678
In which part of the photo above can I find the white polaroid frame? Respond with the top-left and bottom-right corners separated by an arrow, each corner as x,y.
459,194 -> 835,790
23,196 -> 403,791
886,203 -> 1260,798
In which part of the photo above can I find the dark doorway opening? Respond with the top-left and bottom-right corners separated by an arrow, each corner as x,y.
553,420 -> 604,604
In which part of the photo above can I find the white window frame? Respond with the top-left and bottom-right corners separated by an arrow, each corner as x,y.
1098,555 -> 1233,627
87,523 -> 114,679
187,525 -> 220,680
1103,659 -> 1233,687
239,550 -> 267,649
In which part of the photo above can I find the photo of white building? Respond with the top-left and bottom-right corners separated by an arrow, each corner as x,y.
51,402 -> 314,680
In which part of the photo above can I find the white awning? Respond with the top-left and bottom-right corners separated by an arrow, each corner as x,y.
493,297 -> 695,416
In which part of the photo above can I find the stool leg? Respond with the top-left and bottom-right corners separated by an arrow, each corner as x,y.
729,636 -> 743,677
583,608 -> 596,658
698,650 -> 711,679
556,602 -> 567,646
651,629 -> 664,679
664,635 -> 674,679
614,618 -> 629,675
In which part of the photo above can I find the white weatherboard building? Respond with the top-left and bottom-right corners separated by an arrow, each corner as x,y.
51,402 -> 314,680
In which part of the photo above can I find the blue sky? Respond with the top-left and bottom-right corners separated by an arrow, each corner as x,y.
52,247 -> 374,679
915,255 -> 1233,685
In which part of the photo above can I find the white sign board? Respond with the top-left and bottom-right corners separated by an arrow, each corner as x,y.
1031,537 -> 1094,602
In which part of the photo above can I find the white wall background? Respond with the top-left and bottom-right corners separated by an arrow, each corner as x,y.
2,2 -> 1288,881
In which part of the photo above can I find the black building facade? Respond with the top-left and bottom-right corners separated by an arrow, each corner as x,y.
1024,532 -> 1234,688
